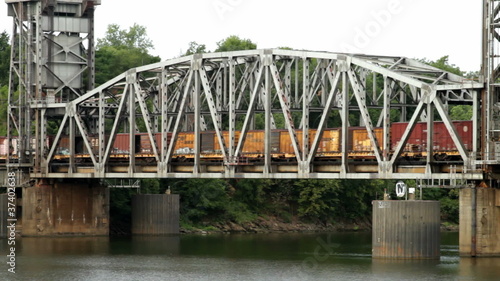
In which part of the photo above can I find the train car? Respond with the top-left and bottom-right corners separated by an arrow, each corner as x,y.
201,131 -> 241,155
278,129 -> 341,156
43,120 -> 475,164
112,133 -> 165,156
242,130 -> 265,155
349,127 -> 384,157
391,120 -> 473,159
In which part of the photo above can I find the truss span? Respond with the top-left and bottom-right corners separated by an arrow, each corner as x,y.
24,49 -> 483,181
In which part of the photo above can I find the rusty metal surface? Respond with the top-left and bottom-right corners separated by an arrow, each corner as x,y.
132,194 -> 179,235
372,200 -> 440,259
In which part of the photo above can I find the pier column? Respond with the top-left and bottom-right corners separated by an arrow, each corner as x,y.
460,188 -> 500,256
22,181 -> 109,236
372,200 -> 441,259
132,194 -> 179,235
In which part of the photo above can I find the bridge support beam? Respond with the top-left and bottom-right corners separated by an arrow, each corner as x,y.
22,180 -> 109,236
460,187 -> 500,256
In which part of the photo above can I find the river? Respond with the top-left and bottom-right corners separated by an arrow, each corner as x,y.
1,232 -> 499,280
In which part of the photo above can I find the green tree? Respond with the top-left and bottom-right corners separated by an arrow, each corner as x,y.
215,35 -> 257,52
97,23 -> 154,51
0,31 -> 10,87
0,86 -> 8,135
95,24 -> 160,85
0,32 -> 10,135
185,41 -> 208,55
422,55 -> 463,76
449,105 -> 472,120
296,179 -> 341,222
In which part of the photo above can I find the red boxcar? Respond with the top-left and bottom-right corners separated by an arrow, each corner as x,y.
391,120 -> 473,152
113,133 -> 165,155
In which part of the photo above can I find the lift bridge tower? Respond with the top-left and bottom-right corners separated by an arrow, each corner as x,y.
5,1 -> 108,236
6,0 -> 100,179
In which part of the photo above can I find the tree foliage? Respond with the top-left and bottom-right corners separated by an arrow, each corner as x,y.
296,180 -> 340,220
97,23 -> 154,51
0,31 -> 10,135
0,31 -> 10,87
185,41 -> 208,56
95,24 -> 160,85
215,35 -> 257,52
422,55 -> 463,76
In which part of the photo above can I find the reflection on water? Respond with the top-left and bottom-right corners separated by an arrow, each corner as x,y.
0,232 -> 499,281
460,257 -> 500,281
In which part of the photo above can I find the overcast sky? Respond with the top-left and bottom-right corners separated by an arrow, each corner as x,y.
1,0 -> 482,72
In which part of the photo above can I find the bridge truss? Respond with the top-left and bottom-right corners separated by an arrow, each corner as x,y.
22,49 -> 483,182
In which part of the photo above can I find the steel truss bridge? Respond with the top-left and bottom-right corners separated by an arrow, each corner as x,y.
25,50 -> 484,181
3,0 -> 500,187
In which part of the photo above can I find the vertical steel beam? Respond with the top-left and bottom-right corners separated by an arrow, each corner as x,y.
341,67 -> 350,175
216,68 -> 223,128
472,90 -> 479,161
87,4 -> 96,91
69,114 -> 75,174
128,76 -> 136,174
426,99 -> 434,175
98,90 -> 105,174
161,68 -> 169,165
193,70 -> 201,174
264,59 -> 272,174
302,59 -> 310,171
295,59 -> 299,108
285,60 -> 293,108
229,59 -> 236,161
382,76 -> 391,173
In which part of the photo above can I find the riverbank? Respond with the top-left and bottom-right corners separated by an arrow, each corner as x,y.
111,215 -> 458,235
180,216 -> 459,235
182,215 -> 370,234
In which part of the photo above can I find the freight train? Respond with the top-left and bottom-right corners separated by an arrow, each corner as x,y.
0,120 -> 473,164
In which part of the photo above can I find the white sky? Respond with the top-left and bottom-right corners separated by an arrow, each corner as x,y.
0,0 -> 482,72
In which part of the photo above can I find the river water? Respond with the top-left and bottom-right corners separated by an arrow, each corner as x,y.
1,232 -> 499,280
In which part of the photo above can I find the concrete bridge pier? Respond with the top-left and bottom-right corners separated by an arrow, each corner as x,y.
460,187 -> 500,256
372,200 -> 441,259
22,180 -> 109,236
132,194 -> 180,235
